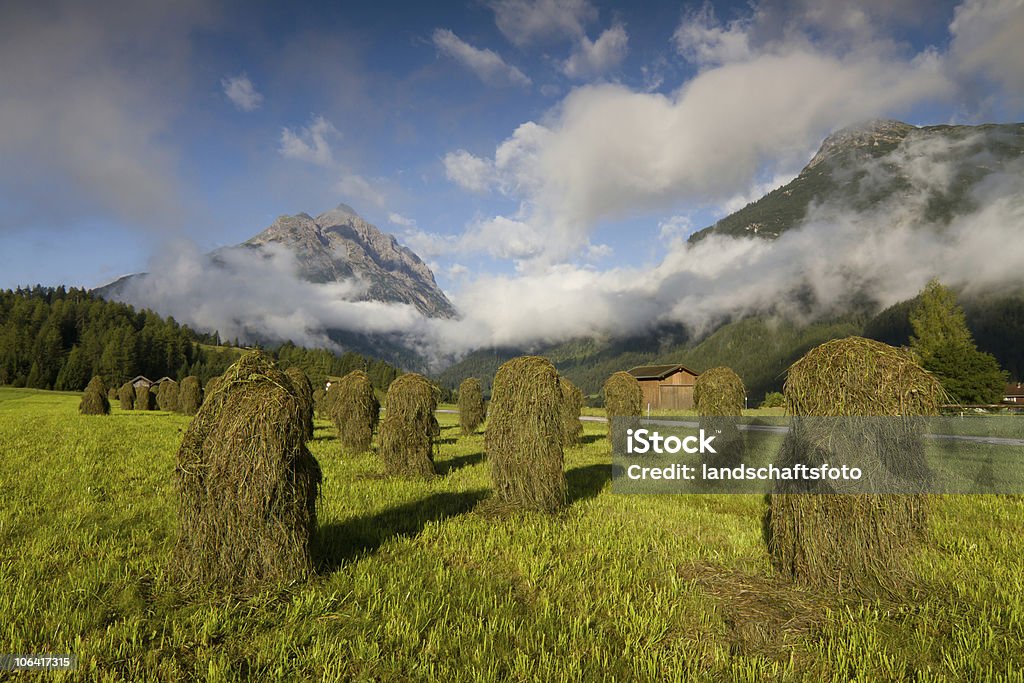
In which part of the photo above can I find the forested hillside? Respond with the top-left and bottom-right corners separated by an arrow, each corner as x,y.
0,287 -> 402,392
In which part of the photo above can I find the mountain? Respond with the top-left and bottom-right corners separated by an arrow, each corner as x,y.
689,119 -> 1024,242
438,120 -> 1024,399
96,204 -> 456,320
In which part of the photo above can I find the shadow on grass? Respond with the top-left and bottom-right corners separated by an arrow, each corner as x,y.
566,463 -> 615,504
436,451 -> 485,475
315,490 -> 488,571
579,433 -> 606,446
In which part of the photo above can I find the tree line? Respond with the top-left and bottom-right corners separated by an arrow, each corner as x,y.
0,287 -> 402,393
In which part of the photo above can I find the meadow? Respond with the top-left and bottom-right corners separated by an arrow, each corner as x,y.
1,387 -> 1022,681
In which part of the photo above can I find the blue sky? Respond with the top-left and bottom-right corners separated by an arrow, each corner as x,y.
1,0 -> 1022,355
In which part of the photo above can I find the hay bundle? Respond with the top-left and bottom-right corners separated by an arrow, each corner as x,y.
177,376 -> 202,415
202,375 -> 223,405
486,356 -> 566,513
312,388 -> 327,418
79,376 -> 110,415
458,377 -> 486,435
694,367 -> 746,416
107,386 -> 118,401
171,351 -> 322,592
559,377 -> 584,447
285,366 -> 315,441
331,370 -> 380,454
118,382 -> 135,411
378,373 -> 438,477
136,383 -> 155,411
767,336 -> 942,592
694,367 -> 746,467
603,371 -> 642,453
157,379 -> 179,412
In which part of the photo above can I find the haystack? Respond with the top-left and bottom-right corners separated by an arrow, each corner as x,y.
766,336 -> 941,592
331,370 -> 380,454
202,375 -> 223,405
79,376 -> 110,415
156,379 -> 179,412
136,383 -> 155,411
603,371 -> 642,453
285,366 -> 315,441
486,356 -> 566,513
171,351 -> 322,593
177,376 -> 202,415
458,377 -> 486,435
559,377 -> 584,447
118,382 -> 135,411
694,367 -> 746,467
378,373 -> 438,477
312,388 -> 327,418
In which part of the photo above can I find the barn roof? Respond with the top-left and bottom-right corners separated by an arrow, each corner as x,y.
128,375 -> 153,384
627,364 -> 699,381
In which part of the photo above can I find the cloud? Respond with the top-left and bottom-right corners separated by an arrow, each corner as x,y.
431,29 -> 531,87
279,115 -> 337,166
417,135 -> 1024,356
0,0 -> 213,232
490,0 -> 597,46
221,73 -> 263,111
949,0 -> 1024,100
337,173 -> 386,209
446,40 -> 952,264
673,4 -> 752,67
388,212 -> 416,228
562,25 -> 629,79
442,150 -> 496,193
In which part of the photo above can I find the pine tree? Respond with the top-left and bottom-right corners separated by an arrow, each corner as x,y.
910,280 -> 1007,404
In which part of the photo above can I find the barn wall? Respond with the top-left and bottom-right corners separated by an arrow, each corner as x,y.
639,380 -> 660,410
659,384 -> 694,410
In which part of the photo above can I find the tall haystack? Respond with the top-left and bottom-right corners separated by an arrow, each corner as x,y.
136,383 -> 155,411
157,380 -> 179,412
312,388 -> 327,418
178,376 -> 202,415
285,366 -> 315,441
378,373 -> 438,477
171,351 -> 322,593
202,376 -> 223,405
559,377 -> 584,447
693,367 -> 746,467
331,370 -> 380,455
458,377 -> 486,435
79,376 -> 110,415
767,336 -> 941,592
486,356 -> 566,513
603,371 -> 642,453
118,382 -> 135,411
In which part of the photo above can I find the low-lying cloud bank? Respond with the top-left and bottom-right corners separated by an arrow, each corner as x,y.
110,134 -> 1024,369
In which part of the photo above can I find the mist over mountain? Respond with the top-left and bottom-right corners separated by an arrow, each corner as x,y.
94,120 -> 1024,383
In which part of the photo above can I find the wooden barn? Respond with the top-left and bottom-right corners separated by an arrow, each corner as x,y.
627,364 -> 700,411
1005,382 -> 1024,404
128,375 -> 153,390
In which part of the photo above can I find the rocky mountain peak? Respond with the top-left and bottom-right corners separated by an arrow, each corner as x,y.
807,119 -> 917,169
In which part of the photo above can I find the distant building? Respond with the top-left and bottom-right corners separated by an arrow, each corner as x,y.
152,376 -> 175,386
1004,382 -> 1024,404
128,375 -> 153,389
627,364 -> 700,411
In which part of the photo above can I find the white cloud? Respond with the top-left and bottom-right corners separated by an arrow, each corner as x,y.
442,150 -> 496,193
490,0 -> 597,46
337,173 -> 386,209
448,41 -> 952,263
949,0 -> 1024,97
673,4 -> 752,67
0,0 -> 212,232
279,115 -> 337,166
431,29 -> 531,87
221,73 -> 263,111
388,212 -> 416,228
562,25 -> 629,79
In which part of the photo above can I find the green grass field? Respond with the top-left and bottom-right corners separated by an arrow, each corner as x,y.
1,387 -> 1022,681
